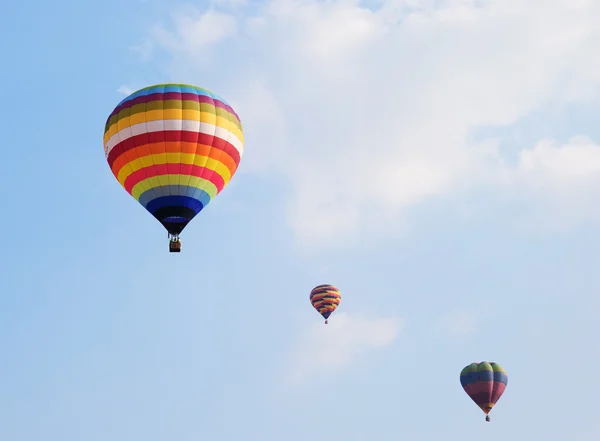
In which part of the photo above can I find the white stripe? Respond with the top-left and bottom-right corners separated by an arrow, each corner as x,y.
105,119 -> 244,159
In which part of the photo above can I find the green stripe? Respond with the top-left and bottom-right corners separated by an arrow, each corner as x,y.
461,361 -> 506,377
133,83 -> 214,95
490,362 -> 505,373
478,362 -> 493,372
460,363 -> 479,376
105,99 -> 243,134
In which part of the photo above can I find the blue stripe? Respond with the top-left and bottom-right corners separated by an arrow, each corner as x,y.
146,196 -> 205,215
117,84 -> 227,106
494,372 -> 508,384
139,186 -> 212,208
161,216 -> 188,223
460,370 -> 492,386
460,371 -> 508,386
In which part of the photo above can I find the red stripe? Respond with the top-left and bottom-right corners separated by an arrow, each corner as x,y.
124,164 -> 226,194
109,92 -> 238,122
465,380 -> 493,395
107,131 -> 241,169
490,382 -> 506,404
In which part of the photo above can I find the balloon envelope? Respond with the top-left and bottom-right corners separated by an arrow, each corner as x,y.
310,284 -> 341,321
460,361 -> 508,415
103,83 -> 244,235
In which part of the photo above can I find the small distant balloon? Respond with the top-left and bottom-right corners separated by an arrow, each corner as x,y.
310,284 -> 341,324
460,361 -> 508,422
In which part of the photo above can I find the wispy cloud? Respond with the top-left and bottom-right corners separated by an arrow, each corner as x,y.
505,136 -> 600,231
211,0 -> 248,7
130,39 -> 154,62
138,0 -> 600,247
152,8 -> 238,54
117,85 -> 135,96
284,313 -> 403,384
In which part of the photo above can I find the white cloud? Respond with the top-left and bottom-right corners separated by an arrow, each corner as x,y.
502,136 -> 600,231
152,7 -> 238,54
130,39 -> 154,62
228,81 -> 291,174
211,0 -> 248,6
284,313 -> 403,384
138,0 -> 600,247
117,85 -> 135,96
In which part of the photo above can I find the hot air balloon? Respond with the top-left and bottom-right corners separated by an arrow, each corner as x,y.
460,361 -> 508,422
103,83 -> 244,252
310,284 -> 341,324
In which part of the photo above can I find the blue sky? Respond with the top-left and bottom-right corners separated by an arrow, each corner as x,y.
2,0 -> 600,440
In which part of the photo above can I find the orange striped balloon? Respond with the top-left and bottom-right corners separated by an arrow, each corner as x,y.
310,284 -> 341,324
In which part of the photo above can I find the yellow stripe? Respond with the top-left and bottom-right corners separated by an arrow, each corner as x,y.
313,294 -> 341,300
131,175 -> 219,201
114,155 -> 156,199
104,110 -> 244,146
116,153 -> 232,186
313,300 -> 340,307
480,403 -> 494,413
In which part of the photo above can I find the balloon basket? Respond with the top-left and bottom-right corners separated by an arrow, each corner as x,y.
169,241 -> 182,253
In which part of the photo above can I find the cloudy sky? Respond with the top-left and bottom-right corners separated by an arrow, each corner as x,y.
2,0 -> 600,440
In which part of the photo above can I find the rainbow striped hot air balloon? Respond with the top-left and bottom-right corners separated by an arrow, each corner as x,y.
103,84 -> 244,252
460,361 -> 508,422
310,284 -> 342,324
